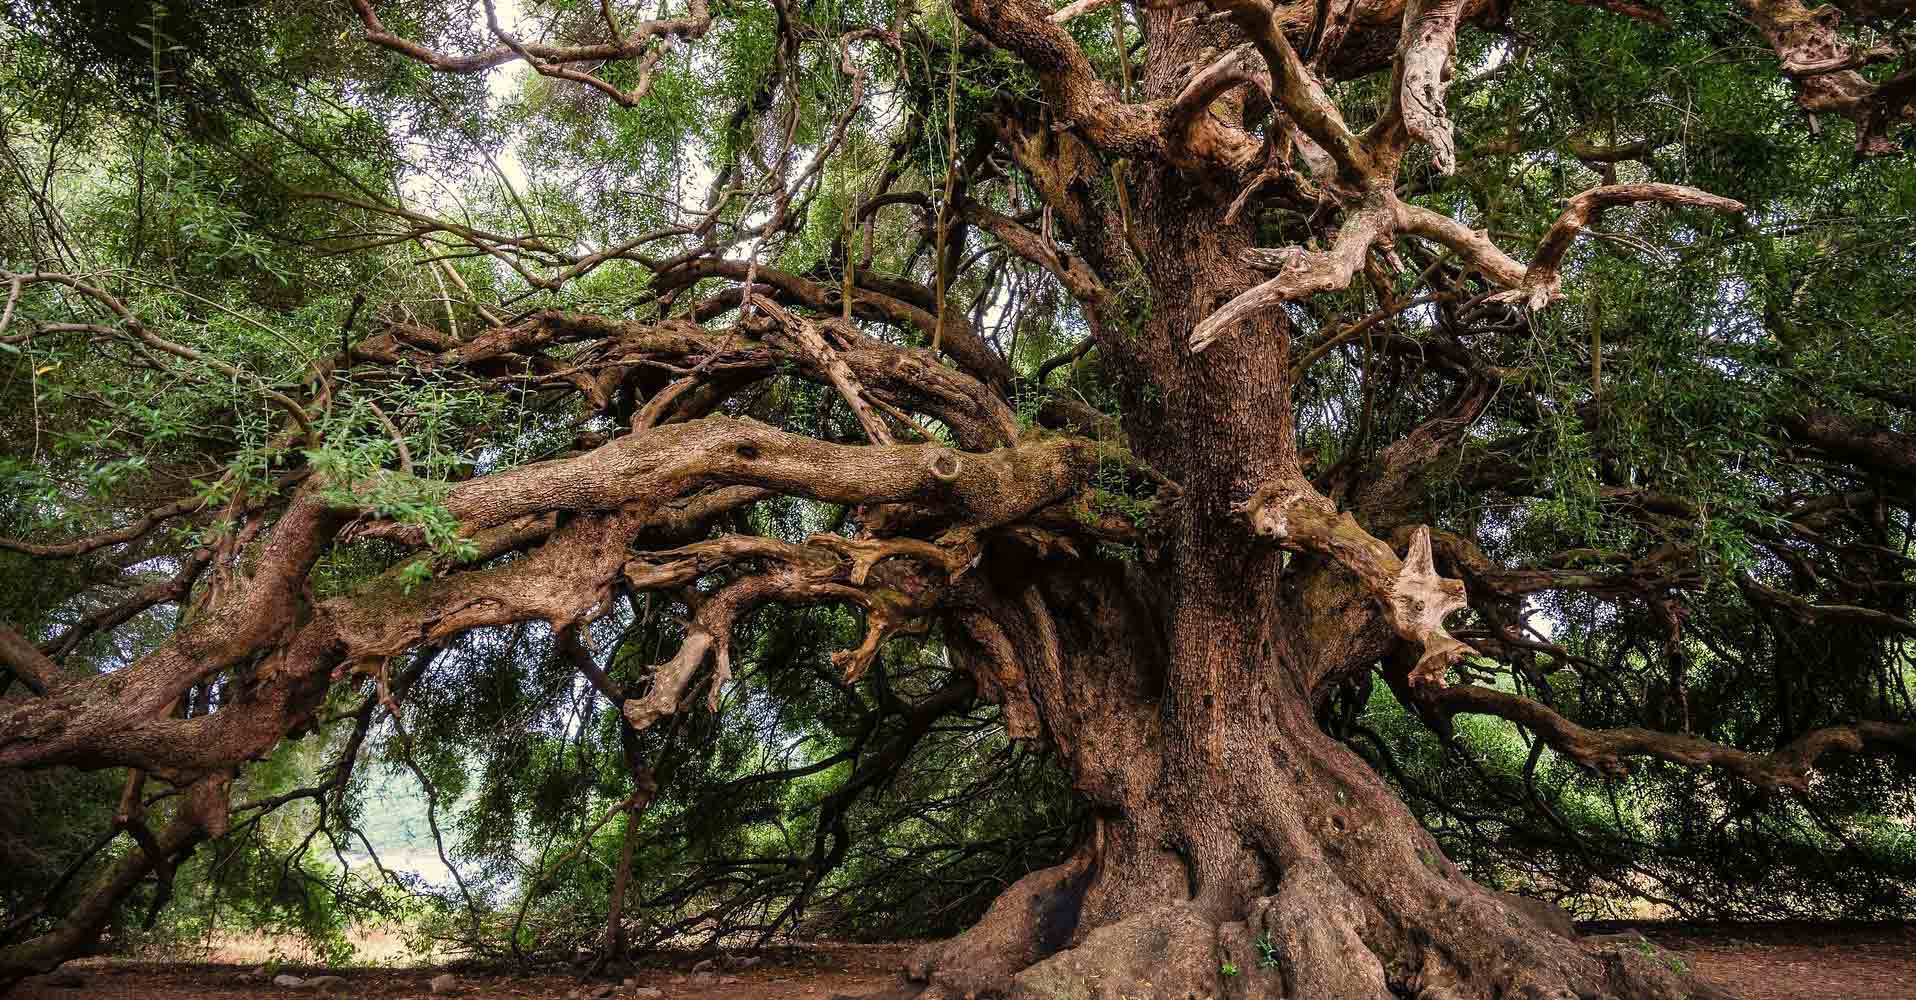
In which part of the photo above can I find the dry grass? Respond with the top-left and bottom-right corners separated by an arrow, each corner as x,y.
132,927 -> 444,967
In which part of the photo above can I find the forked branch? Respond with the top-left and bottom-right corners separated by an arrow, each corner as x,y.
1200,182 -> 1743,351
1190,195 -> 1394,351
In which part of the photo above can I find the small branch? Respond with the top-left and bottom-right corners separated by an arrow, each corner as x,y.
961,203 -> 1109,306
1290,291 -> 1451,377
1,270 -> 317,443
366,403 -> 414,474
619,532 -> 968,730
1035,337 -> 1098,384
754,300 -> 896,445
0,491 -> 214,559
349,0 -> 711,96
1048,0 -> 1118,22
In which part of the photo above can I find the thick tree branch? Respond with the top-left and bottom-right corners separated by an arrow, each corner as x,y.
1732,0 -> 1915,155
1240,480 -> 1470,686
1780,407 -> 1916,480
346,415 -> 1099,548
1367,0 -> 1466,174
952,0 -> 1171,160
1425,684 -> 1916,792
0,414 -> 1110,775
0,624 -> 59,697
1207,0 -> 1376,182
1191,193 -> 1394,351
1490,184 -> 1745,310
1166,45 -> 1269,173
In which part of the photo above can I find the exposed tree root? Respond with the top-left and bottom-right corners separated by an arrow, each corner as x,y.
1245,860 -> 1393,999
904,854 -> 1093,997
891,827 -> 1732,1000
1009,902 -> 1221,999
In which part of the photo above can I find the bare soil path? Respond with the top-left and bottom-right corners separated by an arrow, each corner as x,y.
10,925 -> 1912,999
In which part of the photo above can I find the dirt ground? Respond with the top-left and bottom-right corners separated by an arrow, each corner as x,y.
1614,922 -> 1916,1000
10,924 -> 1913,999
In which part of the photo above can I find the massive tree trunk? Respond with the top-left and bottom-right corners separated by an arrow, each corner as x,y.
899,103 -> 1718,1000
911,558 -> 1715,1000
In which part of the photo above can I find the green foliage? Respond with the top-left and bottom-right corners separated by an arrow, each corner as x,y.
1255,930 -> 1278,969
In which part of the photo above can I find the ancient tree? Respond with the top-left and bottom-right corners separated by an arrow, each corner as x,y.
2,0 -> 1915,995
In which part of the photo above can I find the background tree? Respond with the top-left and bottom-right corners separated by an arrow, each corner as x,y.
2,0 -> 1915,996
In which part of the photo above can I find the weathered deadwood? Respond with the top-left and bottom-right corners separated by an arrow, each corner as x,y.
1189,193 -> 1396,351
